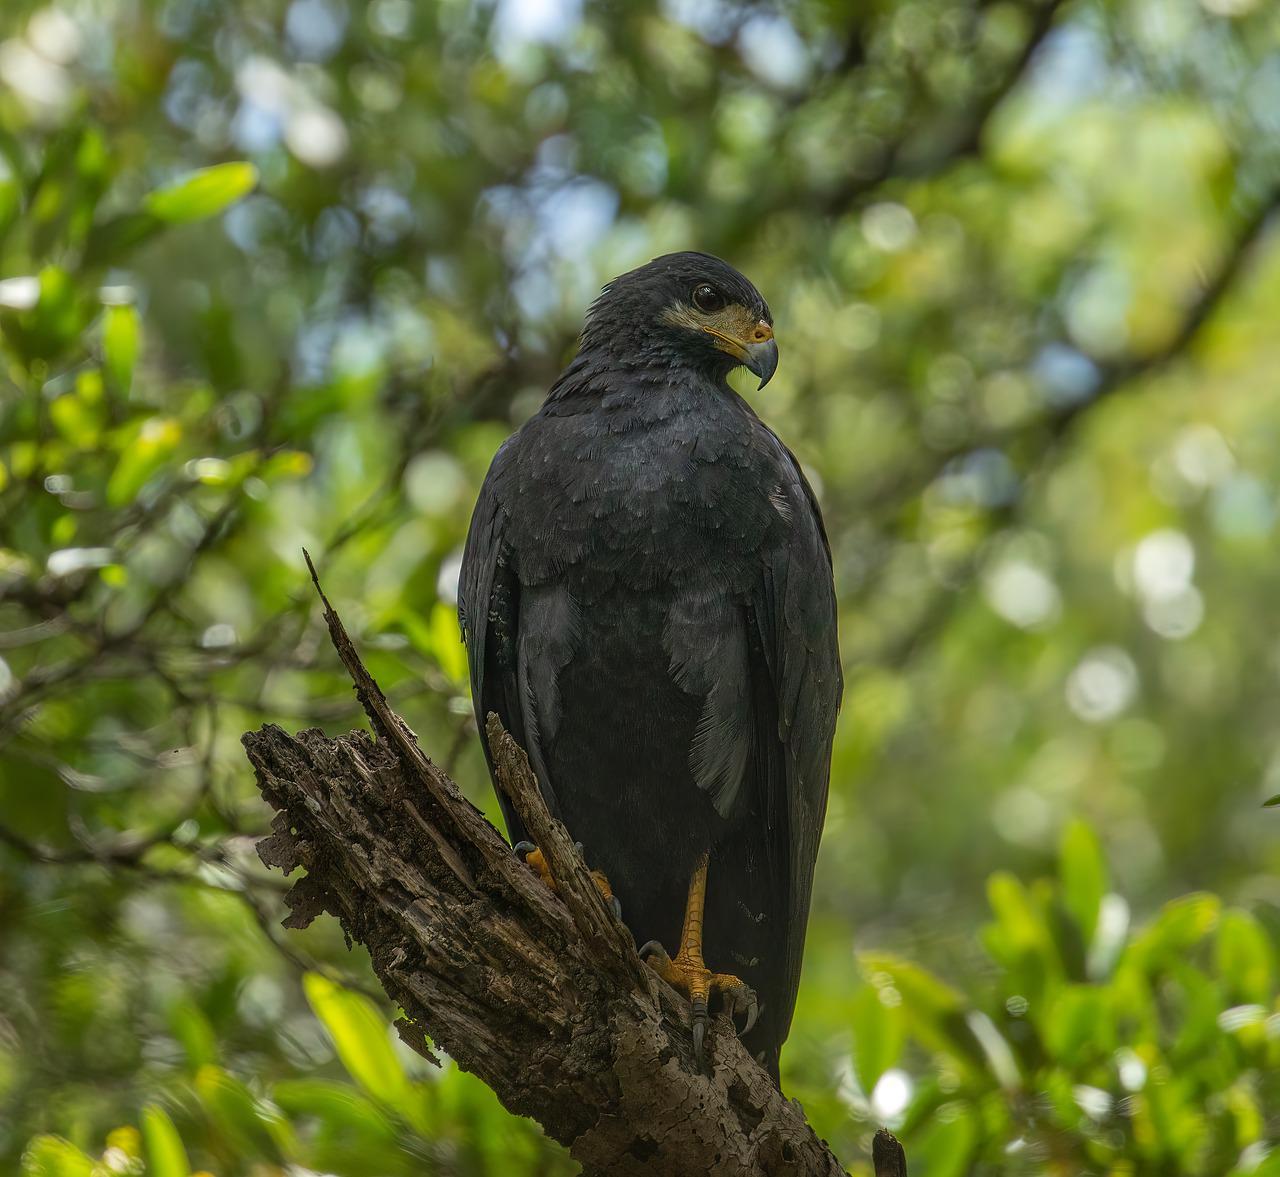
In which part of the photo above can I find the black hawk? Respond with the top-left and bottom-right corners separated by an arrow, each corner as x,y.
459,252 -> 841,1082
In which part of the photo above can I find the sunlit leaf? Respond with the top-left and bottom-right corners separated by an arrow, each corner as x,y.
103,304 -> 140,395
261,449 -> 314,480
48,394 -> 100,448
105,1125 -> 141,1160
142,1105 -> 191,1177
145,163 -> 258,224
850,982 -> 904,1093
1059,820 -> 1107,947
19,1136 -> 94,1177
303,973 -> 412,1110
106,416 -> 182,506
983,871 -> 1062,1002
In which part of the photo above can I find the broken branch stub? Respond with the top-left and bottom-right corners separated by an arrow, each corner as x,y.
242,562 -> 862,1175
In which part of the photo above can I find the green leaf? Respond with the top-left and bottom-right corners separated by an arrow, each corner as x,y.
1060,820 -> 1107,947
1131,1058 -> 1204,1162
48,392 -> 101,448
106,416 -> 182,506
83,211 -> 163,269
19,1136 -> 94,1177
858,953 -> 984,1072
1132,893 -> 1221,970
272,1078 -> 397,1135
1043,984 -> 1112,1066
194,1065 -> 293,1162
272,1078 -> 406,1172
907,1102 -> 979,1177
303,973 -> 412,1109
850,982 -> 904,1093
141,1104 -> 191,1177
987,872 -> 1050,953
983,871 -> 1062,1000
1263,794 -> 1280,807
102,304 -> 140,395
0,265 -> 89,364
167,997 -> 218,1070
145,162 -> 258,224
1215,909 -> 1275,1005
1236,1137 -> 1280,1176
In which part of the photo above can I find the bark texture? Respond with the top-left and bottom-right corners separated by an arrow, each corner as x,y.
241,558 -> 864,1175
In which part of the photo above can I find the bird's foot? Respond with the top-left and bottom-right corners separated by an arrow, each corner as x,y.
513,840 -> 621,918
637,940 -> 758,1069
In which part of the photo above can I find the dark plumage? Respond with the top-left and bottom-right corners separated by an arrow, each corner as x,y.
459,252 -> 841,1082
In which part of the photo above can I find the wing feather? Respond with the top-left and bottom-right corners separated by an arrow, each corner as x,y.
752,446 -> 842,1045
458,440 -> 560,841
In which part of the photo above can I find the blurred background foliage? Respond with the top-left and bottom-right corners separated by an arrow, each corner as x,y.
0,0 -> 1278,1172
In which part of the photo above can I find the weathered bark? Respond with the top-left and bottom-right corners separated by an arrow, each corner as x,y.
873,1129 -> 908,1176
242,558 -> 885,1175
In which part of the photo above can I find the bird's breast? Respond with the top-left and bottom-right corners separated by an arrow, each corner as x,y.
508,406 -> 785,599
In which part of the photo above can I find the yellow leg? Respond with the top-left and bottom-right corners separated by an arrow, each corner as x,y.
639,853 -> 758,1067
514,841 -> 619,915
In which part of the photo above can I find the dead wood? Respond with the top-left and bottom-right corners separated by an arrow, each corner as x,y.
242,555 -> 893,1175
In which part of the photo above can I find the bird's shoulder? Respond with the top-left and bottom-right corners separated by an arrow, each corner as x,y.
473,373 -> 826,595
499,377 -> 795,484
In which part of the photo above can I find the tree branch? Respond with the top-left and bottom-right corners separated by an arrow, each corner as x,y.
820,0 -> 1069,215
241,557 -> 866,1176
873,1129 -> 909,1177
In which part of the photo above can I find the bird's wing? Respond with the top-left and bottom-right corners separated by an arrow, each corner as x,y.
458,439 -> 558,841
750,441 -> 842,1042
664,428 -> 841,1043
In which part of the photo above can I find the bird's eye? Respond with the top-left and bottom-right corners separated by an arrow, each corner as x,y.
691,284 -> 726,313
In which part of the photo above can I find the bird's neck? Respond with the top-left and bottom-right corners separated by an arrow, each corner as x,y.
545,345 -> 731,410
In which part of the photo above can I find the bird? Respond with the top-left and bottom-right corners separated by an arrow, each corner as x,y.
458,252 -> 841,1084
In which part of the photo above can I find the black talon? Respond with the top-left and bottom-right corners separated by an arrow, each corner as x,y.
720,984 -> 759,1037
691,996 -> 708,1069
513,840 -> 535,857
637,939 -> 665,962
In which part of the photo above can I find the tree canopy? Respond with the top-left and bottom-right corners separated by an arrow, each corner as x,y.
1,0 -> 1278,1173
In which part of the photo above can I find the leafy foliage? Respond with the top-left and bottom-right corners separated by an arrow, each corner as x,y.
1,0 -> 1278,1172
830,824 -> 1280,1176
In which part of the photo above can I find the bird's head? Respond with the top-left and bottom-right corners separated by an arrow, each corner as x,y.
581,252 -> 778,389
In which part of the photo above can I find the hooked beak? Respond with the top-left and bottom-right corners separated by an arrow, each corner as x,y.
702,318 -> 779,389
744,336 -> 779,389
